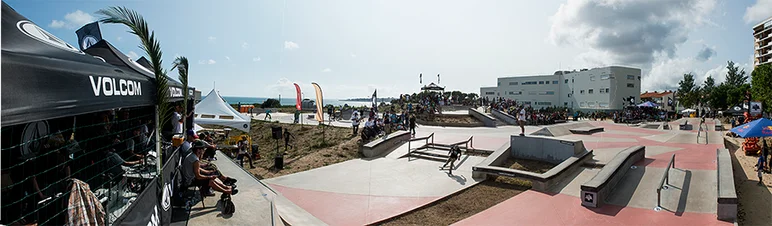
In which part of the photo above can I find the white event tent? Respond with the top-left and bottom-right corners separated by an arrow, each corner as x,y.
194,89 -> 252,132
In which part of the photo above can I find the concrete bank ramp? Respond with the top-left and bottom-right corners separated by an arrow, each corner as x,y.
530,121 -> 594,137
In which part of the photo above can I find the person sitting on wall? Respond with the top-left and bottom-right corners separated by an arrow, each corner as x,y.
182,140 -> 238,196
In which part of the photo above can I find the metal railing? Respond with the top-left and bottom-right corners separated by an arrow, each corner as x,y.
697,121 -> 709,144
407,133 -> 434,160
657,154 -> 676,209
450,136 -> 474,154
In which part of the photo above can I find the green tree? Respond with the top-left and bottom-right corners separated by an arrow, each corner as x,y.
751,64 -> 772,113
725,61 -> 748,87
677,73 -> 698,108
262,98 -> 281,108
726,84 -> 751,106
707,83 -> 729,110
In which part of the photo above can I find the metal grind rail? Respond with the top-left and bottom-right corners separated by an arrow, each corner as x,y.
656,154 -> 676,210
407,133 -> 434,160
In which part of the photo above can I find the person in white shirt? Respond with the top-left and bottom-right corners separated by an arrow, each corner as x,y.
172,105 -> 184,135
518,105 -> 526,136
351,111 -> 361,135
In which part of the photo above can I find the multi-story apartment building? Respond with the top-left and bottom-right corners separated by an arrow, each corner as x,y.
754,16 -> 772,68
480,66 -> 642,112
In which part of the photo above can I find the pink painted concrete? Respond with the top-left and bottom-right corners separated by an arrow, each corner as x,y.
453,191 -> 731,226
270,184 -> 438,226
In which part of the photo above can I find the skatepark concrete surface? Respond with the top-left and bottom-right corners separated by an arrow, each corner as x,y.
187,151 -> 280,226
454,120 -> 731,226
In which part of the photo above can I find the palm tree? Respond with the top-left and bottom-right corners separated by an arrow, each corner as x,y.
97,6 -> 170,169
172,56 -> 189,133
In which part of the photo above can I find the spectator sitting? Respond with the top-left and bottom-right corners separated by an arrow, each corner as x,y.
182,140 -> 238,196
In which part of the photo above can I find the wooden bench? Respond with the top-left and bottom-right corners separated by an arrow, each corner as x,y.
580,146 -> 645,208
569,127 -> 604,134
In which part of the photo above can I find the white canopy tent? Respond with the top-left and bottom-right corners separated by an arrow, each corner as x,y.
194,89 -> 252,132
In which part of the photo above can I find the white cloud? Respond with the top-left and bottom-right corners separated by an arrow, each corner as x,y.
253,57 -> 261,62
127,51 -> 140,60
49,10 -> 95,29
242,42 -> 249,49
284,41 -> 299,50
322,68 -> 332,72
208,36 -> 216,43
744,0 -> 772,24
225,56 -> 231,61
198,59 -> 217,65
350,53 -> 357,58
49,20 -> 65,28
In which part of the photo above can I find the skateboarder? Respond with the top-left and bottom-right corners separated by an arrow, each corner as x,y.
442,145 -> 462,175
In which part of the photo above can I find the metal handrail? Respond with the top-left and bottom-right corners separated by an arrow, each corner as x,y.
657,154 -> 676,209
408,133 -> 434,160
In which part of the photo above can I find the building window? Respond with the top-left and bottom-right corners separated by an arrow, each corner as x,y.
509,91 -> 522,95
599,102 -> 609,108
568,94 -> 571,97
588,89 -> 594,94
485,92 -> 495,95
545,91 -> 555,95
565,79 -> 569,83
601,74 -> 610,80
509,82 -> 518,85
580,102 -> 587,107
590,76 -> 596,81
498,82 -> 501,85
599,88 -> 605,93
572,79 -> 574,83
545,81 -> 550,84
605,88 -> 610,93
539,81 -> 544,84
627,83 -> 635,88
552,81 -> 558,84
536,102 -> 552,106
528,91 -> 538,95
638,76 -> 641,80
627,75 -> 635,80
588,102 -> 596,107
523,101 -> 532,105
564,102 -> 568,106
580,90 -> 585,94
523,81 -> 538,85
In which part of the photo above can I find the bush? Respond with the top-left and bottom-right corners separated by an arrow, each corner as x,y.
262,98 -> 281,108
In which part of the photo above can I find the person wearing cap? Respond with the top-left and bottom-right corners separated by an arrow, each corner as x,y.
182,140 -> 238,196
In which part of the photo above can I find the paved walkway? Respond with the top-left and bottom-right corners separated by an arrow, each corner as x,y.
454,120 -> 731,225
187,151 -> 280,226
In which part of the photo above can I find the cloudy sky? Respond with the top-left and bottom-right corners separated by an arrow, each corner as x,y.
6,0 -> 772,98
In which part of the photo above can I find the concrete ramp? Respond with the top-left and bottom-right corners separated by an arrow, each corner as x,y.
510,135 -> 587,164
531,122 -> 594,137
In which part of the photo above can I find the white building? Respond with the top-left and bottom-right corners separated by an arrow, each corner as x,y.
480,66 -> 641,111
754,16 -> 772,68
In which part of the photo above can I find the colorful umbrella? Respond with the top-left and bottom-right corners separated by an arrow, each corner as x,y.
637,101 -> 658,107
730,118 -> 772,138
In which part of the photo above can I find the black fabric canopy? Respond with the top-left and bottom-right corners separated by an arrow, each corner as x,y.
84,41 -> 188,102
1,2 -> 154,126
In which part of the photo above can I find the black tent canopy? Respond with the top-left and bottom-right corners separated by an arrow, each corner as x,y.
83,41 -> 189,102
1,2 -> 154,127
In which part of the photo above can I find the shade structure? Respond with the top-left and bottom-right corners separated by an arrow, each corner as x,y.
681,109 -> 696,113
1,2 -> 154,126
193,89 -> 251,132
421,82 -> 445,92
637,101 -> 658,107
730,118 -> 772,138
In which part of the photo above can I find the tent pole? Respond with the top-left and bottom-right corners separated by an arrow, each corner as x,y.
155,105 -> 162,173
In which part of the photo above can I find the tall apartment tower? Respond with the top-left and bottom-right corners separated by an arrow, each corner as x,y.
754,16 -> 772,68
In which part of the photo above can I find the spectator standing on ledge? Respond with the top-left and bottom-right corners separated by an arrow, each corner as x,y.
409,114 -> 417,136
237,136 -> 254,169
517,105 -> 526,136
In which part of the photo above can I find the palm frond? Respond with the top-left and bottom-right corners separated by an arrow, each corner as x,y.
97,6 -> 170,127
173,56 -> 190,132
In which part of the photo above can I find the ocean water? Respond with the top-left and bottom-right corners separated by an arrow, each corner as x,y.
217,96 -> 370,107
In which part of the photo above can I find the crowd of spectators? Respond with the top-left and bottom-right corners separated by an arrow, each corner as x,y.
485,97 -> 569,125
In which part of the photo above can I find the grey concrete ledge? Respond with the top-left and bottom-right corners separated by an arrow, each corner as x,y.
415,118 -> 485,127
473,150 -> 593,191
569,127 -> 605,134
361,131 -> 411,158
469,108 -> 497,127
716,148 -> 737,221
580,146 -> 645,208
491,109 -> 518,125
